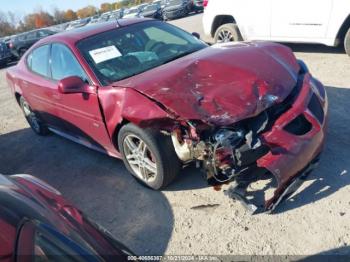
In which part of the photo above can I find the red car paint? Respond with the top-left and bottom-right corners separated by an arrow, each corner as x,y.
113,41 -> 300,126
0,174 -> 132,261
6,19 -> 328,211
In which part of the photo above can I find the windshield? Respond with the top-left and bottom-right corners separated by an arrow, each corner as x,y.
77,21 -> 207,85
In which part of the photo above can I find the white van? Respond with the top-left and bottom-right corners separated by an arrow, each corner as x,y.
202,0 -> 350,55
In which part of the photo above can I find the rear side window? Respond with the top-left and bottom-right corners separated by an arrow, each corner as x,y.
50,43 -> 87,81
27,45 -> 50,77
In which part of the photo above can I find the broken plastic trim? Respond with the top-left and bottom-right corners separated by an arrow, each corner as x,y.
224,154 -> 321,215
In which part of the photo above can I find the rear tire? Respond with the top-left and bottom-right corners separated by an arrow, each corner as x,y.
214,23 -> 242,44
19,96 -> 49,136
118,123 -> 181,190
345,27 -> 350,56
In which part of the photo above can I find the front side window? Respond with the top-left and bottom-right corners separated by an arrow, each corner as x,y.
27,45 -> 50,77
77,21 -> 207,85
50,43 -> 87,81
26,32 -> 37,40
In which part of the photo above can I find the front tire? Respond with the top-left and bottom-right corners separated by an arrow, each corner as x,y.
118,123 -> 181,190
345,27 -> 350,56
214,23 -> 242,44
20,96 -> 49,136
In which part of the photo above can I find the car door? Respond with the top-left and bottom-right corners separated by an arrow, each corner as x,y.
49,43 -> 114,153
270,0 -> 333,39
24,44 -> 64,128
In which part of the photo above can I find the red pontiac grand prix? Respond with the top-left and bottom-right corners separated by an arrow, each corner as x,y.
6,19 -> 328,213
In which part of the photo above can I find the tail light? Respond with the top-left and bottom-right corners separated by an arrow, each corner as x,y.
9,42 -> 13,49
203,0 -> 209,7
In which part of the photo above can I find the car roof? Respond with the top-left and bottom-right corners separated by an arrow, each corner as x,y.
39,18 -> 152,46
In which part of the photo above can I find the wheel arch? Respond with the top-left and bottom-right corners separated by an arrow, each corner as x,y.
211,15 -> 237,37
112,118 -> 130,152
336,15 -> 350,46
15,92 -> 21,105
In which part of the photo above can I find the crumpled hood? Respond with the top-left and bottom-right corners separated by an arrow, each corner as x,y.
114,42 -> 300,126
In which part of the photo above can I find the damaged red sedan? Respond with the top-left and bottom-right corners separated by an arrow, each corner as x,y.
6,19 -> 328,213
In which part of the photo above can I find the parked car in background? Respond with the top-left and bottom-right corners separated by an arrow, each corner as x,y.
191,0 -> 204,13
108,9 -> 125,21
3,36 -> 13,49
0,174 -> 133,261
86,15 -> 101,26
51,22 -> 71,32
135,3 -> 149,11
66,18 -> 91,30
140,3 -> 163,19
0,41 -> 12,67
9,29 -> 56,59
123,7 -> 142,18
162,0 -> 192,20
99,12 -> 112,22
202,0 -> 350,55
153,0 -> 167,8
6,19 -> 328,212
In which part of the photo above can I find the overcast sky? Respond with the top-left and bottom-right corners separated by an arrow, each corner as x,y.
1,0 -> 112,16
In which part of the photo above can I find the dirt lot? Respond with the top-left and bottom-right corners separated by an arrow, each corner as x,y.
1,14 -> 350,256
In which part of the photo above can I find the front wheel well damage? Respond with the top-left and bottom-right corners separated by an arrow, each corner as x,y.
112,119 -> 130,151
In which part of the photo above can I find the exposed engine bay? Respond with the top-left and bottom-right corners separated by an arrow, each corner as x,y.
169,72 -> 326,214
170,114 -> 273,214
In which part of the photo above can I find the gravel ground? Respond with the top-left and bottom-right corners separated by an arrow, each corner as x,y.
1,13 -> 350,257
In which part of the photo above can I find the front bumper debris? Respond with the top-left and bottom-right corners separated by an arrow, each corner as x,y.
171,72 -> 328,213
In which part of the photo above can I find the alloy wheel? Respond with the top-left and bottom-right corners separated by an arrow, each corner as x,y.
123,134 -> 158,183
217,29 -> 235,43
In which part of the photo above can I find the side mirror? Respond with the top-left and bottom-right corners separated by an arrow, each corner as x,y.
192,32 -> 200,39
58,76 -> 89,94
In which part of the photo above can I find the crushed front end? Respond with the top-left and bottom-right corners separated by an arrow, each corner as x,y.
171,68 -> 328,214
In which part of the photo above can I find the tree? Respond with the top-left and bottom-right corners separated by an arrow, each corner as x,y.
34,11 -> 54,28
76,5 -> 97,18
64,9 -> 77,21
23,14 -> 37,31
53,8 -> 67,23
100,3 -> 113,13
0,12 -> 16,37
113,2 -> 122,10
7,11 -> 20,27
